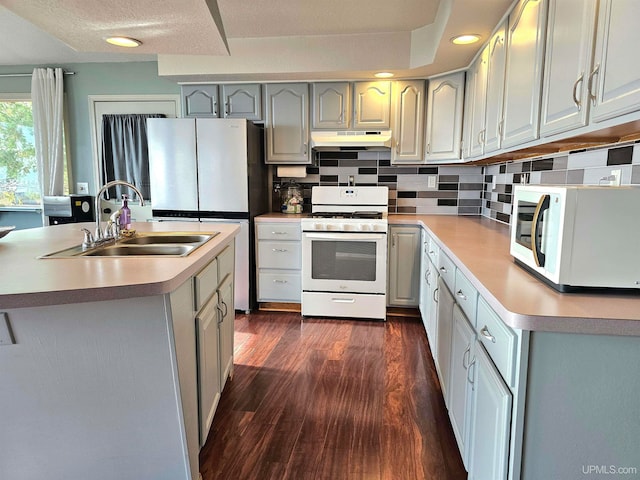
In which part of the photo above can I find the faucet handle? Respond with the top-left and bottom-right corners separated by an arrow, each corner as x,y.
81,228 -> 95,249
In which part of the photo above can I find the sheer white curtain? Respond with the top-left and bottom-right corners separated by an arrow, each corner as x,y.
31,67 -> 65,196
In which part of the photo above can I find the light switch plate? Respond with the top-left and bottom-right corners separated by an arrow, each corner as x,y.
0,312 -> 16,346
427,175 -> 437,189
77,182 -> 89,194
610,169 -> 622,186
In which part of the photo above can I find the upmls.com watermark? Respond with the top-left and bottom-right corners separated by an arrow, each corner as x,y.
582,465 -> 638,476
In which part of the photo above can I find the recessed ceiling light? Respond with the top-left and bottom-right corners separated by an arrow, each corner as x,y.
451,34 -> 481,45
105,36 -> 142,48
374,72 -> 394,78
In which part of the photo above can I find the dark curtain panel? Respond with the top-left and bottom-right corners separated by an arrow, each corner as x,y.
101,113 -> 165,201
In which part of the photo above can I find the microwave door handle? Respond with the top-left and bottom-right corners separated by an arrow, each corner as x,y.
531,194 -> 551,268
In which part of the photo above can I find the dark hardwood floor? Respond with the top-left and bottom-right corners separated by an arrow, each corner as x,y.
199,311 -> 466,480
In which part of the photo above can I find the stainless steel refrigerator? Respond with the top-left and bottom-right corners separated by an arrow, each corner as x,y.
147,117 -> 269,312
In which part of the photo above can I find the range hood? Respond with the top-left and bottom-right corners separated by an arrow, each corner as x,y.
310,130 -> 393,150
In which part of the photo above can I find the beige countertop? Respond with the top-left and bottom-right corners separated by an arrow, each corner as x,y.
389,215 -> 640,336
0,221 -> 239,309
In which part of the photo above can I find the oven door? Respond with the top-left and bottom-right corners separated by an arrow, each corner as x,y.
302,231 -> 387,294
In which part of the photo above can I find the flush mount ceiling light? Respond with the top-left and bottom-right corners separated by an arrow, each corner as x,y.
105,36 -> 142,48
374,72 -> 394,78
451,34 -> 481,45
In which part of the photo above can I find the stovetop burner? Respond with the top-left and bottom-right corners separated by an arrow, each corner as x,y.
311,210 -> 383,219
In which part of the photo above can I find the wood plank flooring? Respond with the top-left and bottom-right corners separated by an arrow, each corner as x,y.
199,311 -> 466,480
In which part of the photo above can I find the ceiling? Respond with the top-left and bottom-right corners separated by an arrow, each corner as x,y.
0,0 -> 513,82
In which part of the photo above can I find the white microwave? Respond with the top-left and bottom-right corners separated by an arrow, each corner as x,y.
510,185 -> 640,291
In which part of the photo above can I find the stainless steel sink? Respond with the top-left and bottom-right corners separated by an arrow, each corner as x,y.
119,233 -> 213,245
84,244 -> 195,256
40,231 -> 218,258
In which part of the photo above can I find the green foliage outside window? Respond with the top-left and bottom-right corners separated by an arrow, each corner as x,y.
0,101 -> 39,207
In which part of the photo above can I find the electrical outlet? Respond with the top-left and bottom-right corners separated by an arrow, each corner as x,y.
611,169 -> 622,186
427,175 -> 437,189
77,182 -> 89,194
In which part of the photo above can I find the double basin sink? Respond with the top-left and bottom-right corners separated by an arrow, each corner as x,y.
41,232 -> 218,258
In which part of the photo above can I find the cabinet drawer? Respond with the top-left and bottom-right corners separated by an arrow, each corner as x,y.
427,236 -> 439,266
454,269 -> 478,324
476,296 -> 517,387
194,258 -> 218,311
437,251 -> 456,292
256,222 -> 301,240
217,244 -> 234,283
258,241 -> 301,269
258,272 -> 301,302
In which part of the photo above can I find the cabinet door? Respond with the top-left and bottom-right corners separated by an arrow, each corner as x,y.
217,275 -> 234,391
196,292 -> 221,447
435,277 -> 455,401
484,23 -> 507,154
468,343 -> 512,480
448,305 -> 475,468
501,0 -> 548,149
419,231 -> 430,327
590,0 -> 640,123
312,82 -> 351,129
540,0 -> 597,137
182,85 -> 220,118
425,72 -> 465,162
353,81 -> 391,129
221,84 -> 262,121
464,47 -> 489,159
391,80 -> 425,164
265,83 -> 310,164
388,226 -> 421,307
427,262 -> 439,357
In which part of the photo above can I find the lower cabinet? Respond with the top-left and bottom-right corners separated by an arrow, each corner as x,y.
435,276 -> 455,400
419,230 -> 439,352
194,243 -> 235,447
256,221 -> 302,303
388,225 -> 421,306
448,304 -> 476,468
467,342 -> 512,480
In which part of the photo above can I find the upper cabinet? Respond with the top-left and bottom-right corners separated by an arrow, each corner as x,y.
484,23 -> 507,154
501,0 -> 548,149
182,84 -> 262,121
353,81 -> 392,129
264,83 -> 311,164
391,80 -> 425,164
540,0 -> 597,137
312,82 -> 351,129
463,46 -> 489,160
425,72 -> 465,162
589,0 -> 640,123
311,81 -> 391,130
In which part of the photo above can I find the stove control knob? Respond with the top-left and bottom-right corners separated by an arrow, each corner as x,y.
342,223 -> 354,231
359,223 -> 370,231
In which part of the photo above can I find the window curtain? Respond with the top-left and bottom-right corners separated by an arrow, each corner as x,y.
31,67 -> 65,196
101,113 -> 165,201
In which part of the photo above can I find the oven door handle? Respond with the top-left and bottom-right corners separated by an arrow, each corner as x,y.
303,232 -> 386,241
531,194 -> 550,268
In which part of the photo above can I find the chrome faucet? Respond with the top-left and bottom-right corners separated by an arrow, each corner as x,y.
93,180 -> 145,243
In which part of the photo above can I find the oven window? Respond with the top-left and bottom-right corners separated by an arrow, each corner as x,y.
515,200 -> 536,249
311,239 -> 377,281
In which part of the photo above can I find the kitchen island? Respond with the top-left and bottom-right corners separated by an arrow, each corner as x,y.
0,221 -> 239,480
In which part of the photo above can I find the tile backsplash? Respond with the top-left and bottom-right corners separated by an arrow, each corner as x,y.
272,142 -> 640,223
272,150 -> 484,215
482,142 -> 640,224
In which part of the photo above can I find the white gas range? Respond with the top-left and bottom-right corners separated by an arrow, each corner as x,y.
300,186 -> 389,320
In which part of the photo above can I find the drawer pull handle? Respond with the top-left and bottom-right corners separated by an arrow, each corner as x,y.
480,325 -> 496,343
425,269 -> 431,285
273,279 -> 288,284
467,357 -> 477,390
331,298 -> 355,303
271,231 -> 289,235
272,248 -> 288,252
462,345 -> 471,369
455,289 -> 467,301
439,266 -> 447,274
433,287 -> 439,303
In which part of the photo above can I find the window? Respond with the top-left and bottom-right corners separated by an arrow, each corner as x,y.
0,95 -> 69,208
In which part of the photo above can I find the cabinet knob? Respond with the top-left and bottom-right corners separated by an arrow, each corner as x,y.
456,289 -> 467,301
480,325 -> 496,343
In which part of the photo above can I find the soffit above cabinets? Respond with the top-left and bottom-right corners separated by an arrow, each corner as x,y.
0,0 -> 512,82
